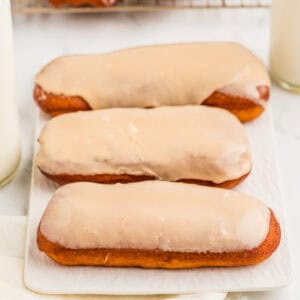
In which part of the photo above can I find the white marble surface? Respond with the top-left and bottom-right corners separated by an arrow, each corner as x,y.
0,8 -> 298,298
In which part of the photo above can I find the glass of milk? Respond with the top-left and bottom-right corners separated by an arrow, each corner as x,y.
270,0 -> 300,93
0,0 -> 21,186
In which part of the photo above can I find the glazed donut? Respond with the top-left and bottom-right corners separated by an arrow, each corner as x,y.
36,106 -> 251,187
37,181 -> 281,268
48,0 -> 117,8
34,42 -> 270,122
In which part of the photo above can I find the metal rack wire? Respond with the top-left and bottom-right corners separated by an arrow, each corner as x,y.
12,0 -> 271,14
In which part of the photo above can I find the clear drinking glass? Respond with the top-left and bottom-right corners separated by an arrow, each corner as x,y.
270,0 -> 300,93
0,0 -> 21,186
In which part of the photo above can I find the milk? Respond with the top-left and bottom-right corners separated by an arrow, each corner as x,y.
270,0 -> 300,92
0,0 -> 20,186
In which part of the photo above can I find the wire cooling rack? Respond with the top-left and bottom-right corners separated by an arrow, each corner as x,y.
12,0 -> 271,13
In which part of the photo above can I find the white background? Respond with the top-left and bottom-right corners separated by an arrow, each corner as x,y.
0,8 -> 298,298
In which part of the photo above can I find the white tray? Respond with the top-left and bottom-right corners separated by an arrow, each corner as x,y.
24,109 -> 291,295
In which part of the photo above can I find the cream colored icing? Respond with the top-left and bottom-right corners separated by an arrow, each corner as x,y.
40,181 -> 271,252
35,42 -> 270,109
36,106 -> 251,184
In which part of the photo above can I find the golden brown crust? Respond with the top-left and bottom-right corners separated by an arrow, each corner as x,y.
203,85 -> 269,122
39,169 -> 250,189
34,85 -> 91,117
37,211 -> 280,268
33,84 -> 269,122
48,0 -> 115,7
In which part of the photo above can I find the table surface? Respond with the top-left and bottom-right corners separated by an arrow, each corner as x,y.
1,8 -> 298,299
